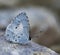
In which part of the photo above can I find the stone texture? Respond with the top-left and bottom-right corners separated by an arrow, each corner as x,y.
0,36 -> 59,55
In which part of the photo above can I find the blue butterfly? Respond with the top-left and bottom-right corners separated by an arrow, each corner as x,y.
5,12 -> 30,44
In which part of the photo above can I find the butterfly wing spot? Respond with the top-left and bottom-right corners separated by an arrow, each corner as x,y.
15,27 -> 17,29
21,12 -> 26,15
26,16 -> 28,18
21,33 -> 23,35
18,21 -> 20,23
27,20 -> 29,22
7,34 -> 9,36
15,39 -> 17,41
23,13 -> 26,15
18,36 -> 20,38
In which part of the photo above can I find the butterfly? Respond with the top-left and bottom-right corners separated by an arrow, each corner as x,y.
5,12 -> 30,44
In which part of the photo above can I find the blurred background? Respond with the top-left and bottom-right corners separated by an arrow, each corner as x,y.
0,0 -> 60,54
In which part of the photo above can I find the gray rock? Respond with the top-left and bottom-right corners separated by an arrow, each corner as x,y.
0,36 -> 59,55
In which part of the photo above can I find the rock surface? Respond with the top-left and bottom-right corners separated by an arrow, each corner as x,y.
0,36 -> 59,55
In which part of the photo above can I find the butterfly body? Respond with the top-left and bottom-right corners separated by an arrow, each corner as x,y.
5,12 -> 30,44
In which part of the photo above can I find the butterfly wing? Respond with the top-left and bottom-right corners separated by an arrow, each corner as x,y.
5,12 -> 30,44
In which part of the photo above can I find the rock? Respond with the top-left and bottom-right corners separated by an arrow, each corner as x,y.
50,45 -> 60,53
0,36 -> 59,55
